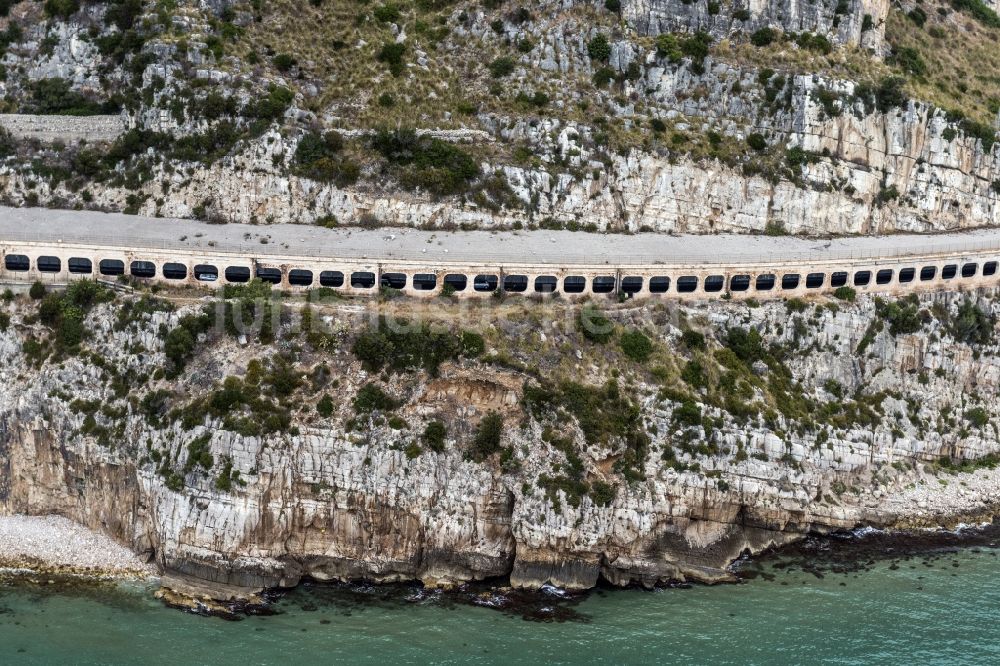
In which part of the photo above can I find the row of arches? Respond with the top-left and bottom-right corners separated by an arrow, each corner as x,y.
3,252 -> 997,297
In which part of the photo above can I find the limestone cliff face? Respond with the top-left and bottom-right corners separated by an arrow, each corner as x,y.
621,0 -> 889,50
8,76 -> 993,236
0,0 -> 996,234
2,290 -> 1000,594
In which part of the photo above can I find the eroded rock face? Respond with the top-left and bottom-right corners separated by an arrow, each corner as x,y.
2,291 -> 1000,595
0,1 -> 995,235
620,0 -> 889,50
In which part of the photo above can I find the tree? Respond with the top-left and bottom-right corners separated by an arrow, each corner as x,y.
29,281 -> 45,300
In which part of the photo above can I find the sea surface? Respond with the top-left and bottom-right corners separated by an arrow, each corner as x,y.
2,530 -> 1000,665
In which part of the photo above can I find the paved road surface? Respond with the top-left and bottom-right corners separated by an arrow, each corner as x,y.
3,206 -> 1000,266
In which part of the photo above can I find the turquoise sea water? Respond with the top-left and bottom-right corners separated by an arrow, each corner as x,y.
2,539 -> 999,665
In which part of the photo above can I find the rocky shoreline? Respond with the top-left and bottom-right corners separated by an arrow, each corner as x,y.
3,498 -> 1000,620
0,515 -> 156,580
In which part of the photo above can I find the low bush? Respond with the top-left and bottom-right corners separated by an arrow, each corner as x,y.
353,383 -> 398,413
488,56 -> 515,78
833,286 -> 856,302
317,394 -> 334,417
371,128 -> 479,195
470,412 -> 503,460
377,42 -> 407,76
579,306 -> 614,343
587,34 -> 611,62
352,317 -> 481,375
620,329 -> 653,362
293,131 -> 359,186
423,420 -> 447,452
949,300 -> 994,345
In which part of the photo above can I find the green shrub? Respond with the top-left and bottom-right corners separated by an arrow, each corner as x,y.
764,220 -> 786,236
907,6 -> 928,26
292,131 -> 359,186
681,359 -> 707,388
373,3 -> 401,22
785,298 -> 807,313
656,31 -> 711,65
488,56 -> 515,78
725,327 -> 766,364
681,329 -> 706,350
140,390 -> 171,427
892,47 -> 926,77
423,420 -> 447,452
183,434 -> 214,473
353,383 -> 397,413
460,330 -> 485,357
855,76 -> 908,113
950,0 -> 1000,28
164,311 -> 212,375
272,53 -> 296,71
579,306 -> 614,343
587,34 -> 611,62
965,407 -> 989,428
352,317 -> 471,375
673,400 -> 702,426
620,329 -> 653,362
31,77 -> 114,115
215,458 -> 245,492
875,295 -> 927,336
470,411 -> 503,460
29,281 -> 45,300
44,0 -> 79,20
590,480 -> 616,506
746,133 -> 767,151
33,280 -> 113,356
795,32 -> 832,54
246,84 -> 294,120
750,28 -> 775,46
949,300 -> 994,345
377,42 -> 407,76
371,128 -> 479,195
316,394 -> 334,417
833,286 -> 856,302
592,66 -> 615,86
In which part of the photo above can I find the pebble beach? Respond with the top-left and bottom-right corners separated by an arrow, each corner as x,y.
0,515 -> 156,579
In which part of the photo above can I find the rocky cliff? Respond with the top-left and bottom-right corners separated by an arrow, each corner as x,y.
0,0 -> 997,233
3,283 -> 1000,596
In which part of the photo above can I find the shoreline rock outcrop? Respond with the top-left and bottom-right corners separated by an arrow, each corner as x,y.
4,288 -> 1000,599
